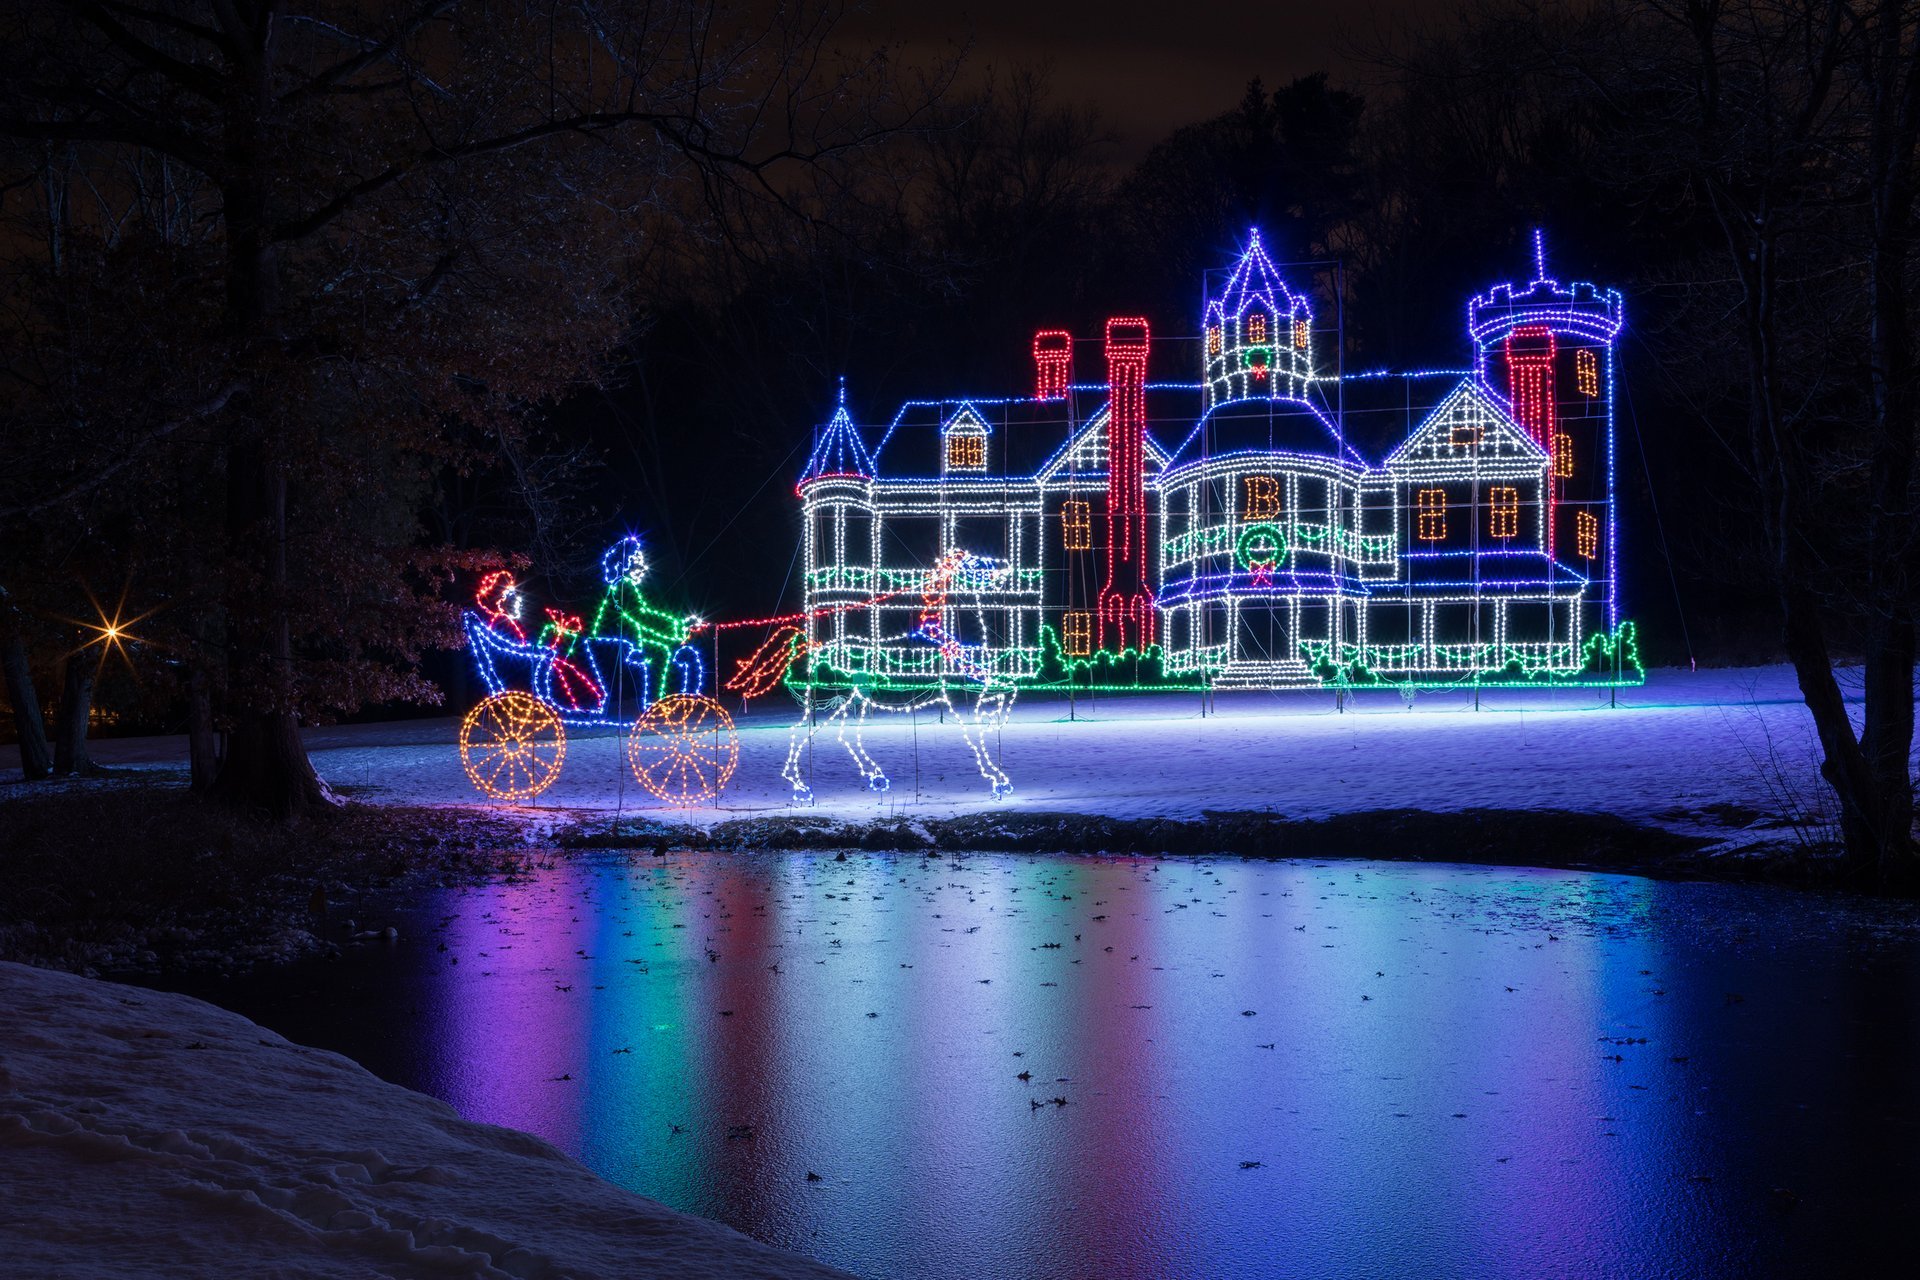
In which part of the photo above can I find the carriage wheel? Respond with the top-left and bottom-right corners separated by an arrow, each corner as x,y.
460,691 -> 567,801
627,694 -> 740,805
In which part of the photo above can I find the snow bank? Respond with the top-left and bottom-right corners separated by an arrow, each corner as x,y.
4,665 -> 1860,847
0,961 -> 853,1279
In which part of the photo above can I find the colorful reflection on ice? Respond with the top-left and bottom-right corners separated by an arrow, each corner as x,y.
192,854 -> 1920,1280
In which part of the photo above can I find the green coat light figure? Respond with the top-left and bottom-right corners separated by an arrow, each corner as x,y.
587,537 -> 703,702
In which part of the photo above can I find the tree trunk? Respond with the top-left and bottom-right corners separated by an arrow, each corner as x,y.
208,446 -> 328,817
212,708 -> 323,819
52,648 -> 94,775
1781,588 -> 1890,876
1860,609 -> 1917,891
186,661 -> 218,792
2,621 -> 52,781
1856,0 -> 1920,891
205,90 -> 329,818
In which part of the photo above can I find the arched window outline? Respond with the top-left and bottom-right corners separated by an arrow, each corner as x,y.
1575,348 -> 1599,398
1576,509 -> 1600,559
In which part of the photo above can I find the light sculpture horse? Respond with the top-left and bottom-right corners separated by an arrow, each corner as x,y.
778,550 -> 1017,803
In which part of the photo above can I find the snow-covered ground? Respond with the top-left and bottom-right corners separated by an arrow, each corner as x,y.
6,664 -> 1856,845
0,960 -> 853,1279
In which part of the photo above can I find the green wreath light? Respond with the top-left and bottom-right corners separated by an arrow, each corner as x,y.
1235,523 -> 1287,570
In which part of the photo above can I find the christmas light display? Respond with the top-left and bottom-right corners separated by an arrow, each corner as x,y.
1098,318 -> 1157,652
1062,500 -> 1092,551
459,224 -> 1647,811
780,537 -> 1018,800
1202,227 -> 1314,409
785,229 -> 1639,701
1576,509 -> 1600,560
459,539 -> 737,804
1033,329 -> 1072,400
1468,228 -> 1625,630
1575,347 -> 1599,399
588,535 -> 705,700
476,570 -> 528,640
626,694 -> 739,804
459,691 -> 566,801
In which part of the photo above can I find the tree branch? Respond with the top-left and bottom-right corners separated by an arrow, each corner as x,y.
0,381 -> 244,520
278,1 -> 456,107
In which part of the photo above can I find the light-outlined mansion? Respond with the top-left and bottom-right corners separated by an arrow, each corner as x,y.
793,231 -> 1640,692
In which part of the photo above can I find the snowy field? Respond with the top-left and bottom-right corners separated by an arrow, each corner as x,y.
7,664 -> 1857,847
0,960 -> 853,1279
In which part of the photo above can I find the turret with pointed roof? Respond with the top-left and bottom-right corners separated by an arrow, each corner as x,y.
798,380 -> 876,487
1202,229 -> 1316,413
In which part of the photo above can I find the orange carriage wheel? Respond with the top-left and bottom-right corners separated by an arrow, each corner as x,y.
460,691 -> 567,801
626,694 -> 740,805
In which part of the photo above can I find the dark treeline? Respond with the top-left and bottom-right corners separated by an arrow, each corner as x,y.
2,2 -> 1915,886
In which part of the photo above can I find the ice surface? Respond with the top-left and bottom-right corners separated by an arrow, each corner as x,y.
0,961 -> 855,1278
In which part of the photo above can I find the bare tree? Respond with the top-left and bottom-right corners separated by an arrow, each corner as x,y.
0,0 -> 935,815
1587,0 -> 1920,887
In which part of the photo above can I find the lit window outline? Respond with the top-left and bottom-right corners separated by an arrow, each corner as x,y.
1207,325 -> 1222,355
1246,312 -> 1267,344
1292,317 -> 1308,350
1061,499 -> 1092,551
946,432 -> 985,471
1553,431 -> 1574,479
1489,486 -> 1520,539
1062,611 -> 1093,656
1417,488 -> 1447,541
1576,509 -> 1600,558
1449,416 -> 1483,447
1575,348 -> 1599,398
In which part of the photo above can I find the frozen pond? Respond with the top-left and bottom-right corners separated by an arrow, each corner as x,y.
167,852 -> 1920,1279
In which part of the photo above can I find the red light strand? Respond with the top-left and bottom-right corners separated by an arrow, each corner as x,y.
1033,329 -> 1072,401
1098,317 -> 1157,652
1504,324 -> 1558,558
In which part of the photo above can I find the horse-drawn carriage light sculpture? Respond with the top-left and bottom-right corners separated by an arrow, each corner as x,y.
459,539 -> 739,805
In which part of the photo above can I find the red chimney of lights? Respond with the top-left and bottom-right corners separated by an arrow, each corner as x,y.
1033,329 -> 1071,401
1504,324 -> 1558,556
1098,317 -> 1155,652
1503,324 -> 1557,446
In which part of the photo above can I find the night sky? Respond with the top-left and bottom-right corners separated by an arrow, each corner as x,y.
837,0 -> 1414,160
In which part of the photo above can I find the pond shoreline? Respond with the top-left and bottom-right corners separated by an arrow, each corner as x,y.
0,778 -> 1855,979
564,804 -> 1833,884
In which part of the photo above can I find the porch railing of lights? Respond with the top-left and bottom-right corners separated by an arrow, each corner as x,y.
805,565 -> 1047,594
804,640 -> 1045,682
1297,638 -> 1583,673
1161,521 -> 1397,569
